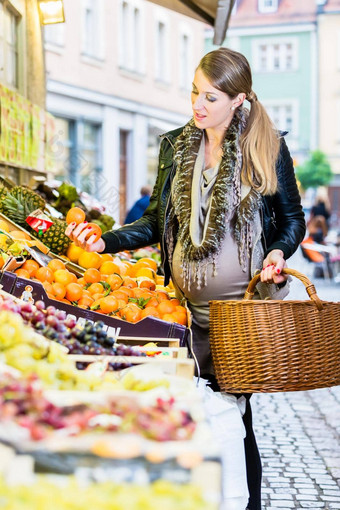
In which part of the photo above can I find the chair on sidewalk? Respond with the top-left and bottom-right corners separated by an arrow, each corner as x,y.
300,237 -> 335,280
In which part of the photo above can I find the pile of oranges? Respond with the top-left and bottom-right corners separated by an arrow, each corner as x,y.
14,254 -> 188,326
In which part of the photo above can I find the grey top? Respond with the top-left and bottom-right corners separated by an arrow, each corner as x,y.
171,138 -> 250,374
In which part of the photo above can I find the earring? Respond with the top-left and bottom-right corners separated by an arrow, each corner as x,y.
231,106 -> 235,111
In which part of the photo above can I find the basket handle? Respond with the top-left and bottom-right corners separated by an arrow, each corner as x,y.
243,268 -> 324,311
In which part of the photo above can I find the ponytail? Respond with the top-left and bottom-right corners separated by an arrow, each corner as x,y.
240,93 -> 280,195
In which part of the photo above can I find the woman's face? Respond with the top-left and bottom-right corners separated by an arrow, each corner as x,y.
191,68 -> 235,133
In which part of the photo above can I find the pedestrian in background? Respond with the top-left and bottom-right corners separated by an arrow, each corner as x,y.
124,185 -> 152,224
67,47 -> 306,509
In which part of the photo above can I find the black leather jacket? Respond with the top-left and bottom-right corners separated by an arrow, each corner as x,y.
102,127 -> 306,284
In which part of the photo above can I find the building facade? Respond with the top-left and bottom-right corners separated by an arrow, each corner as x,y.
205,0 -> 318,165
205,0 -> 340,222
45,0 -> 205,223
0,0 -> 51,185
317,0 -> 340,220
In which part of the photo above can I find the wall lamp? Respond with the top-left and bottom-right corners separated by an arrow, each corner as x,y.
38,0 -> 65,25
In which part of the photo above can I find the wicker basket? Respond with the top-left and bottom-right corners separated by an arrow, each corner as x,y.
209,268 -> 340,393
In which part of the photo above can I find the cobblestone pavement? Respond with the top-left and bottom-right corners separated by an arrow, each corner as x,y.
251,250 -> 340,509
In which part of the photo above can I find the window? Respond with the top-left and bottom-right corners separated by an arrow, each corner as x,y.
0,1 -> 19,89
258,0 -> 278,13
119,0 -> 144,74
253,38 -> 298,72
81,0 -> 104,59
48,117 -> 102,198
44,23 -> 65,48
179,29 -> 193,91
264,100 -> 298,149
154,10 -> 170,83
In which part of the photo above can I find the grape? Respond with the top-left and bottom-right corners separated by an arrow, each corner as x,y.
64,317 -> 77,329
46,305 -> 56,315
21,302 -> 33,314
46,315 -> 58,328
35,321 -> 46,330
55,323 -> 67,333
55,310 -> 67,321
35,300 -> 46,310
31,311 -> 45,324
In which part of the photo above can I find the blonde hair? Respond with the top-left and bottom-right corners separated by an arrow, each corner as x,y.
198,48 -> 280,195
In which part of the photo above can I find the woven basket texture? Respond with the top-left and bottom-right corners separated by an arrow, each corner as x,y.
209,268 -> 340,393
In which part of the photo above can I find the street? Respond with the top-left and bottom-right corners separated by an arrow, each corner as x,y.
252,249 -> 340,509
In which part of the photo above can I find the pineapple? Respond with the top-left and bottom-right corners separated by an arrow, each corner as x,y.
0,186 -> 9,213
2,186 -> 46,226
31,217 -> 71,255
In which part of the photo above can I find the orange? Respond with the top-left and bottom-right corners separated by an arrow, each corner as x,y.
115,261 -> 131,276
69,272 -> 77,283
85,223 -> 102,242
176,305 -> 187,315
78,295 -> 94,308
170,298 -> 181,306
100,253 -> 114,263
88,282 -> 105,295
42,281 -> 53,294
47,258 -> 66,272
135,267 -> 156,280
15,268 -> 31,279
119,303 -> 142,323
106,274 -> 123,291
83,268 -> 101,284
77,277 -> 86,286
111,290 -> 129,303
99,296 -> 118,314
92,292 -> 105,301
82,289 -> 92,298
0,257 -> 4,269
139,279 -> 156,291
35,266 -> 54,283
66,207 -> 86,225
155,290 -> 169,303
138,257 -> 158,271
119,286 -> 134,299
78,251 -> 102,270
21,259 -> 40,277
172,311 -> 187,326
52,282 -> 66,300
65,282 -> 83,302
116,298 -> 127,310
99,261 -> 121,275
162,313 -> 176,323
122,276 -> 137,289
10,230 -> 31,241
54,269 -> 74,286
66,243 -> 84,263
144,296 -> 160,308
157,300 -> 177,317
140,307 -> 160,319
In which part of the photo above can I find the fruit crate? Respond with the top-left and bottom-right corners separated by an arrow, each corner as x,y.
69,354 -> 194,379
0,271 -> 189,344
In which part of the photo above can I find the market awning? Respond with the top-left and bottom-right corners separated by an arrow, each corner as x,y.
146,0 -> 235,45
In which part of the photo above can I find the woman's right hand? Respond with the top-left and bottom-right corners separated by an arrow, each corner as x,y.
65,222 -> 105,253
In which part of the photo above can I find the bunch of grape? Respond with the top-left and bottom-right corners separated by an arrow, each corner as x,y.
0,296 -> 145,370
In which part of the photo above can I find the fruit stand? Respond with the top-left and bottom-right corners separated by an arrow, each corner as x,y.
0,182 -> 250,509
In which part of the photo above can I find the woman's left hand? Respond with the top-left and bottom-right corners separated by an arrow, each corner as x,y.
261,249 -> 288,284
